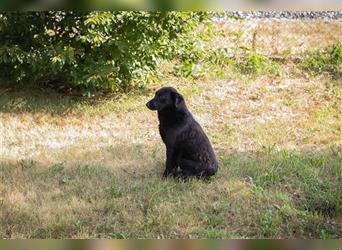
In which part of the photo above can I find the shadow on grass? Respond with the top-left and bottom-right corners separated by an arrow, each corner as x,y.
0,147 -> 341,239
0,86 -> 152,115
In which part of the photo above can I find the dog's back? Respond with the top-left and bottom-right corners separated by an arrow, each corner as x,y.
174,116 -> 218,177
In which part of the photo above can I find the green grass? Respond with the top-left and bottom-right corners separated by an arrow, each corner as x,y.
234,54 -> 282,77
1,149 -> 341,239
300,44 -> 342,78
0,86 -> 154,117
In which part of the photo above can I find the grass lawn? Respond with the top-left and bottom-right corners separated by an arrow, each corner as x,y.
0,19 -> 341,239
1,62 -> 341,239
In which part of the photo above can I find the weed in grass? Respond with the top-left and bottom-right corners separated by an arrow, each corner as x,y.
73,219 -> 88,235
40,162 -> 65,178
202,202 -> 232,228
19,159 -> 37,170
208,48 -> 236,67
32,224 -> 71,238
259,209 -> 282,237
275,192 -> 291,203
298,179 -> 342,217
235,54 -> 282,77
105,186 -> 124,198
61,175 -> 72,184
300,44 -> 342,78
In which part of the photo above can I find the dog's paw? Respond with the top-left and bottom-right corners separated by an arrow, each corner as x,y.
162,171 -> 170,179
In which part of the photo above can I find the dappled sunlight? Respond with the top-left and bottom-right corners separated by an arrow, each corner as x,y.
1,147 -> 341,238
1,69 -> 341,238
1,67 -> 340,161
0,15 -> 341,238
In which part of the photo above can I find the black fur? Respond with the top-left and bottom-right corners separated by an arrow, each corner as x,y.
146,87 -> 218,179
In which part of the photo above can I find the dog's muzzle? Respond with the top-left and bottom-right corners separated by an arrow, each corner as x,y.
146,100 -> 155,110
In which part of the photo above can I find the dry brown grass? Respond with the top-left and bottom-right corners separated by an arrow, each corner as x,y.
1,72 -> 340,163
208,19 -> 342,57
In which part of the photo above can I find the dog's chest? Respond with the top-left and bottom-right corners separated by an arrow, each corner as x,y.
159,125 -> 181,146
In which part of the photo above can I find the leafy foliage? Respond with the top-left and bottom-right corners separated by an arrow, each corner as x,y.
300,44 -> 342,77
234,53 -> 281,76
0,11 -> 210,95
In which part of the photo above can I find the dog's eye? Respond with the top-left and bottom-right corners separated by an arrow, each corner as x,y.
158,96 -> 166,102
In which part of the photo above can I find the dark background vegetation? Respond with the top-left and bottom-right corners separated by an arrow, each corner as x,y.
0,12 -> 340,97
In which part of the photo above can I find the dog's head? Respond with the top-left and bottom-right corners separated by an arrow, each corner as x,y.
146,87 -> 184,111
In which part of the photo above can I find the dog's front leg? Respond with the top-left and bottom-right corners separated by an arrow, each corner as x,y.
163,147 -> 177,178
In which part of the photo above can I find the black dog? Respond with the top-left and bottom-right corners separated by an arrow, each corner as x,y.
146,87 -> 218,179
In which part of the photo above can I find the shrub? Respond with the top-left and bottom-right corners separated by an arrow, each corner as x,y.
235,53 -> 281,76
0,11 -> 210,95
301,44 -> 342,77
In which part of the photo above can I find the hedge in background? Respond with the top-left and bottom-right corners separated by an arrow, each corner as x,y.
0,11 -> 209,94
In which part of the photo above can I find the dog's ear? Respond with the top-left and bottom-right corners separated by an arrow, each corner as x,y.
172,92 -> 184,109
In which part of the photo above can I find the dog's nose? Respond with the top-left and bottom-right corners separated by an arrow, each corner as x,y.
146,101 -> 151,109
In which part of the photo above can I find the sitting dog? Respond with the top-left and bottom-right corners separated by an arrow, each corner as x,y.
146,87 -> 218,179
